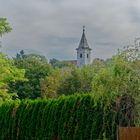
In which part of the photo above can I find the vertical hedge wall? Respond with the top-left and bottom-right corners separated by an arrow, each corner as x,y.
0,94 -> 116,140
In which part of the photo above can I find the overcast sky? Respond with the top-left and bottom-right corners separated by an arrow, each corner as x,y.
0,0 -> 140,60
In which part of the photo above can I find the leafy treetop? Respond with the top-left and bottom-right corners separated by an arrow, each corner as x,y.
0,18 -> 12,37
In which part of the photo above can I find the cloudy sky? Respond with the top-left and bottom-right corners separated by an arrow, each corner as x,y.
0,0 -> 140,60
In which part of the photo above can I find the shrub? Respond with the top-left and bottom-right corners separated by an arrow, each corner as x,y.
0,94 -> 120,140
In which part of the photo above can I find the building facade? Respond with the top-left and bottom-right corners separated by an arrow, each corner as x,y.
76,27 -> 92,67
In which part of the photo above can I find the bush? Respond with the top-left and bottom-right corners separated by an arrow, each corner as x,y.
0,94 -> 117,140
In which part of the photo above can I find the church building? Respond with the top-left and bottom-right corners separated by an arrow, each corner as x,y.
76,26 -> 92,67
51,27 -> 92,67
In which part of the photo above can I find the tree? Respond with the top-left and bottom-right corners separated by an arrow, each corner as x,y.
0,18 -> 25,101
92,56 -> 140,127
41,65 -> 95,97
0,52 -> 25,101
57,66 -> 95,95
0,18 -> 12,36
40,66 -> 73,98
16,50 -> 25,59
49,58 -> 75,68
9,52 -> 53,99
40,70 -> 61,98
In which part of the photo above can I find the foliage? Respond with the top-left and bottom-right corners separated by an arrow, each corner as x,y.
40,69 -> 62,98
50,58 -> 75,68
9,52 -> 53,99
0,94 -> 118,140
0,18 -> 12,36
40,65 -> 96,97
40,67 -> 74,98
92,56 -> 140,128
41,55 -> 140,129
118,38 -> 140,61
40,70 -> 60,98
16,50 -> 47,63
0,18 -> 25,100
93,56 -> 140,98
42,55 -> 140,104
0,52 -> 25,101
57,66 -> 95,95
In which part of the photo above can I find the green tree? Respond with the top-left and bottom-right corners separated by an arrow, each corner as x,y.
40,67 -> 73,98
9,52 -> 53,99
54,65 -> 95,95
40,70 -> 61,98
92,56 -> 140,127
0,52 -> 25,101
50,58 -> 75,68
0,18 -> 25,101
0,18 -> 12,36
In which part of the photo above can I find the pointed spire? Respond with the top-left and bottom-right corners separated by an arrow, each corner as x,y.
77,26 -> 91,50
83,25 -> 85,32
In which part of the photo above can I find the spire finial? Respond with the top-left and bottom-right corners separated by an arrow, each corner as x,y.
83,25 -> 85,32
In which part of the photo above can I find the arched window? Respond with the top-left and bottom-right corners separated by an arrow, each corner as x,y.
80,54 -> 82,58
87,54 -> 89,58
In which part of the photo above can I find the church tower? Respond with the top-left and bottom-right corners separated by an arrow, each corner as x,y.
76,26 -> 92,67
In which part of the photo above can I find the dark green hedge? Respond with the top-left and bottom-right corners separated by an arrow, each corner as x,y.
0,94 -> 116,140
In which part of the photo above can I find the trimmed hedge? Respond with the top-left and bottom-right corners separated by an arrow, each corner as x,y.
0,94 -> 116,140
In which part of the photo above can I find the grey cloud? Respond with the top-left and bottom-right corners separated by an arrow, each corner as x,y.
0,0 -> 140,60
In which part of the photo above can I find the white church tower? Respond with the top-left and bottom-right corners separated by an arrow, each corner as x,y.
76,26 -> 92,67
